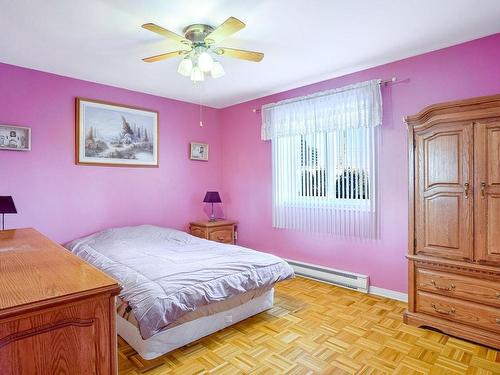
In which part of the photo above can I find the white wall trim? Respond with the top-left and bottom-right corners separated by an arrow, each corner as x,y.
368,286 -> 408,302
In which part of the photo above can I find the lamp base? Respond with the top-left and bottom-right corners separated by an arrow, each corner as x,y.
208,203 -> 217,222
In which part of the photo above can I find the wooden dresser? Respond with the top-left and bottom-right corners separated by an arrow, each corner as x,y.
404,94 -> 500,349
0,228 -> 121,374
189,220 -> 237,244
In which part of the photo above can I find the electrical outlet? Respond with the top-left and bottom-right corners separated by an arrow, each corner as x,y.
224,315 -> 233,324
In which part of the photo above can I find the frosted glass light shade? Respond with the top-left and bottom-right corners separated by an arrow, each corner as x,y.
211,61 -> 225,78
190,66 -> 204,82
198,52 -> 213,72
177,58 -> 193,76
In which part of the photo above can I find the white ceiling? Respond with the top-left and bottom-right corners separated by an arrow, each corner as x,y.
1,0 -> 499,108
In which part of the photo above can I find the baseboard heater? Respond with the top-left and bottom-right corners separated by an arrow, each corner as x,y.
286,259 -> 369,293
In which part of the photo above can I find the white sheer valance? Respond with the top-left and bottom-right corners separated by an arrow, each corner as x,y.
261,79 -> 382,140
263,79 -> 382,238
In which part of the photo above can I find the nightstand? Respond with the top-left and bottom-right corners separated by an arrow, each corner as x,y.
189,220 -> 237,244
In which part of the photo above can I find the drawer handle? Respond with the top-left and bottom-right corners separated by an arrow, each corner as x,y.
431,303 -> 455,315
217,236 -> 225,240
430,280 -> 455,292
496,318 -> 500,325
496,292 -> 500,299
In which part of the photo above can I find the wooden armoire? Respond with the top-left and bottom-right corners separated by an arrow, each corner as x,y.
404,94 -> 500,349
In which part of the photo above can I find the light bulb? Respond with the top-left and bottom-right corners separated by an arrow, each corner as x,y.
198,51 -> 213,72
190,66 -> 204,82
177,57 -> 193,77
211,61 -> 225,78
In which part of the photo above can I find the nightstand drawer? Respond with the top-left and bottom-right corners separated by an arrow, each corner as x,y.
208,228 -> 233,244
189,220 -> 237,245
190,227 -> 207,239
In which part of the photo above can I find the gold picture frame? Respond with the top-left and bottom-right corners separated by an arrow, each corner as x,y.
76,98 -> 159,167
190,142 -> 209,161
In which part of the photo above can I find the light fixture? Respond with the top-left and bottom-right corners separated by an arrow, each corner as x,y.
211,60 -> 225,78
180,48 -> 224,82
0,196 -> 17,231
190,65 -> 204,82
142,18 -> 264,83
177,57 -> 193,76
198,51 -> 214,72
203,191 -> 222,222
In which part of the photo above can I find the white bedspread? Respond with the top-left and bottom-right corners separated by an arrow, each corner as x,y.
66,225 -> 294,339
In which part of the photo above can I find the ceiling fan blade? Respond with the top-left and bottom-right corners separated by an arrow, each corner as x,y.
215,47 -> 264,62
142,23 -> 191,46
204,17 -> 245,45
142,50 -> 189,63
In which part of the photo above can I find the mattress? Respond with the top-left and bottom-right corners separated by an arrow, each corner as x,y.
66,225 -> 294,339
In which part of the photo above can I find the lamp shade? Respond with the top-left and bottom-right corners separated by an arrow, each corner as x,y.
211,61 -> 225,78
190,65 -> 204,82
0,196 -> 16,214
203,191 -> 221,203
198,51 -> 213,72
177,57 -> 193,77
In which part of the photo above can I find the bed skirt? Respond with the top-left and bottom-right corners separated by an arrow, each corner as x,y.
117,288 -> 274,360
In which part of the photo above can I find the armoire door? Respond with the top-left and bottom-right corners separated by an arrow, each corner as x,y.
474,119 -> 500,265
414,123 -> 474,260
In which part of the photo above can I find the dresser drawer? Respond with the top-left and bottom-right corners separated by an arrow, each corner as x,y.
208,228 -> 233,244
416,267 -> 500,307
416,291 -> 500,333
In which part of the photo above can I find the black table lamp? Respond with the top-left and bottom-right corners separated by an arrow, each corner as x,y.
0,196 -> 17,230
203,191 -> 221,222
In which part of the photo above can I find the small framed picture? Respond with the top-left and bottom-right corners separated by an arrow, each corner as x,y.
190,142 -> 209,161
0,125 -> 31,151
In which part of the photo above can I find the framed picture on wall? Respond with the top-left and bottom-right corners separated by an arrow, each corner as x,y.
76,98 -> 159,167
190,142 -> 209,161
0,124 -> 31,151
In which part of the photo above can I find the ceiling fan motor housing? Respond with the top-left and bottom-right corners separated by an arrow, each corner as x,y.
183,24 -> 215,45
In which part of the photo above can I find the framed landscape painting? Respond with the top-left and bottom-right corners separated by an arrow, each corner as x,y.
76,98 -> 159,167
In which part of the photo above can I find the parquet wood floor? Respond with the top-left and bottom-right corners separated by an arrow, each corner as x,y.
118,277 -> 500,374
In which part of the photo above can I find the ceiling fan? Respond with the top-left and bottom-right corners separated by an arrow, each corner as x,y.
141,17 -> 264,82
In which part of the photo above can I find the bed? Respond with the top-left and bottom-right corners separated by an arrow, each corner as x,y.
65,225 -> 294,359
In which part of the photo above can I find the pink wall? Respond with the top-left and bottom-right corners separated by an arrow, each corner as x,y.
219,34 -> 500,293
0,63 -> 222,243
1,34 -> 499,292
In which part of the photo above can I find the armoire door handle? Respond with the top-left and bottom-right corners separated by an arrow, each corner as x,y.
464,183 -> 470,198
481,182 -> 486,198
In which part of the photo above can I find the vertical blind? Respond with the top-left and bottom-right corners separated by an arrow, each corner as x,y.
261,80 -> 382,238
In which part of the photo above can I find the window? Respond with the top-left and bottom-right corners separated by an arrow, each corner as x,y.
302,130 -> 371,201
275,127 -> 375,209
262,79 -> 381,237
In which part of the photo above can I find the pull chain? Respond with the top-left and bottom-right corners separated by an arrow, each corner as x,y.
199,84 -> 204,127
